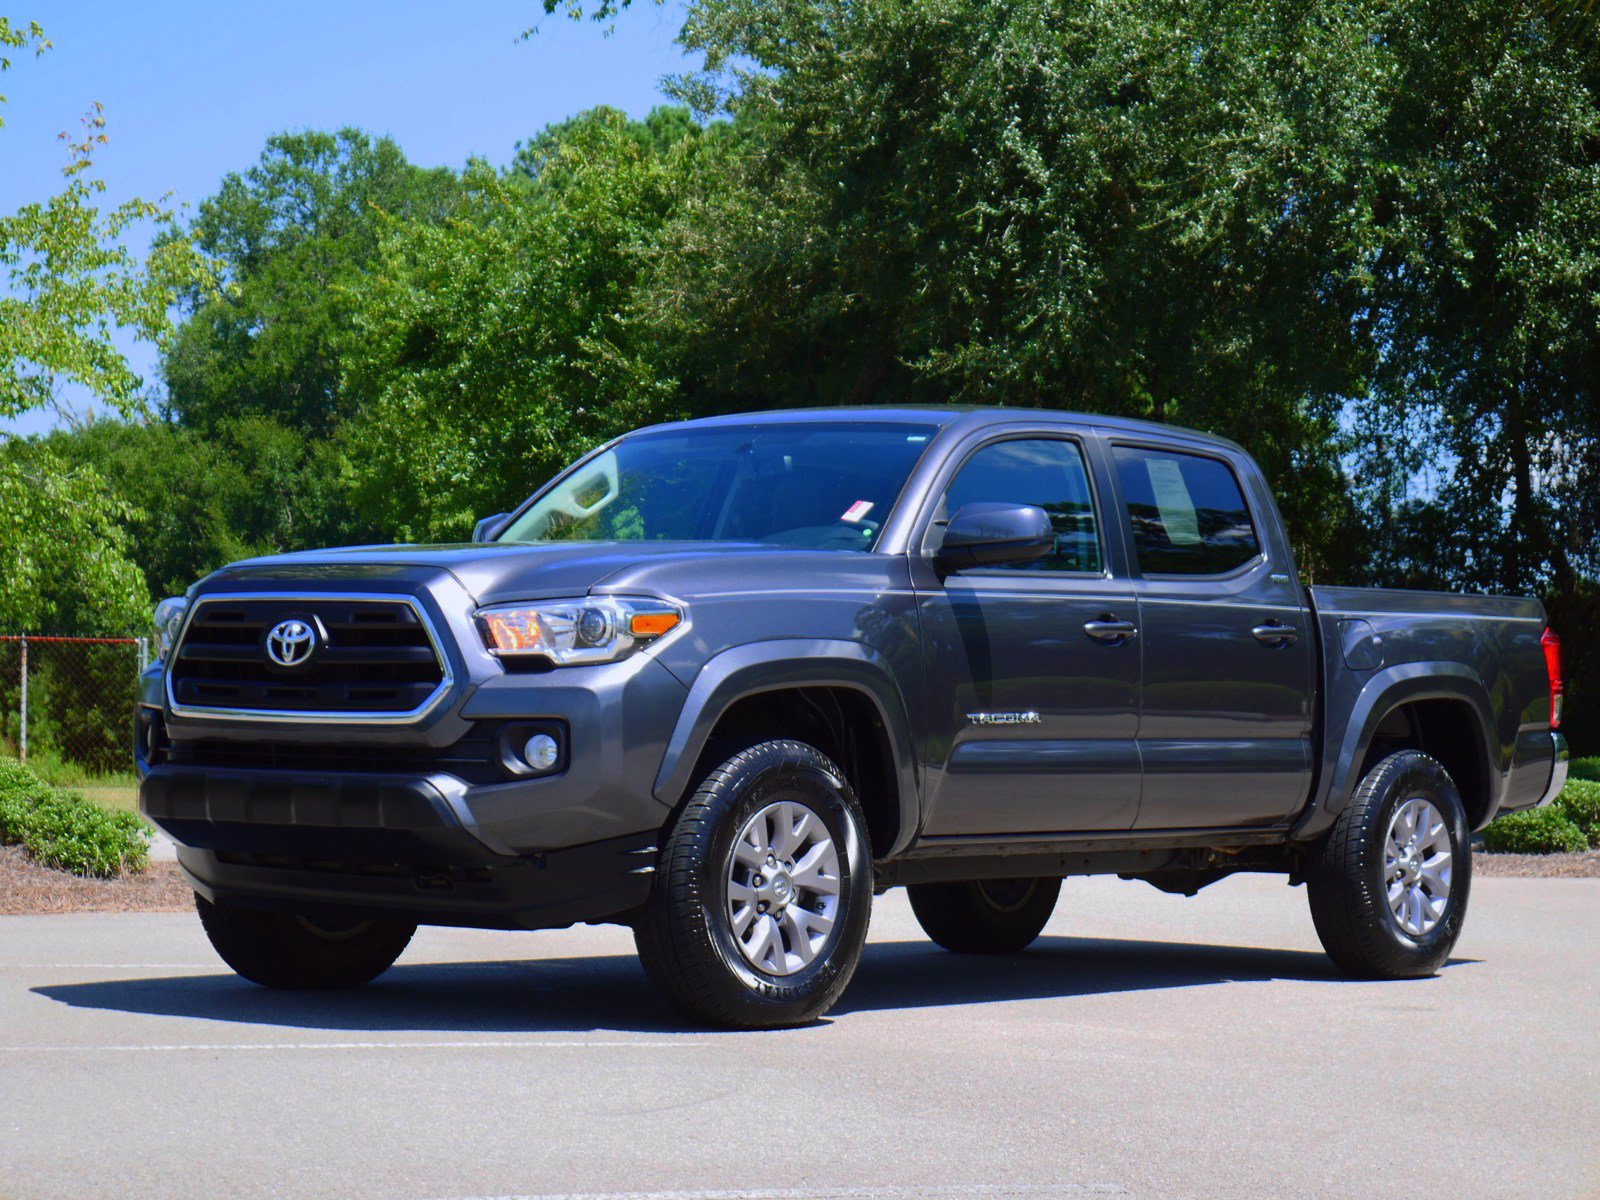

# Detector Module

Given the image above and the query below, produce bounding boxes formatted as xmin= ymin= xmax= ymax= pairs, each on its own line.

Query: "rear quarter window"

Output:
xmin=1113 ymin=446 xmax=1260 ymax=576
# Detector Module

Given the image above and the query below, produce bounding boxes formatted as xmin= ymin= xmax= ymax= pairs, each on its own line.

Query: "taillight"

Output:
xmin=1542 ymin=627 xmax=1564 ymax=730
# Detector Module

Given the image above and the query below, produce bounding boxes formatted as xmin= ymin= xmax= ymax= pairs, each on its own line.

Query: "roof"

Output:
xmin=631 ymin=405 xmax=1244 ymax=454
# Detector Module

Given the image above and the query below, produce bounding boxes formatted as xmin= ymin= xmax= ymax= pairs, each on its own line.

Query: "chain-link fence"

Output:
xmin=0 ymin=636 xmax=147 ymax=788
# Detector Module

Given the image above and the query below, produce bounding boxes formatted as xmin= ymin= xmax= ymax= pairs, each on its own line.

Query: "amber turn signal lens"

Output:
xmin=629 ymin=612 xmax=680 ymax=638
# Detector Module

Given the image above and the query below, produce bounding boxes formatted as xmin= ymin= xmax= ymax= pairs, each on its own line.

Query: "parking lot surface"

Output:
xmin=1 ymin=874 xmax=1596 ymax=1200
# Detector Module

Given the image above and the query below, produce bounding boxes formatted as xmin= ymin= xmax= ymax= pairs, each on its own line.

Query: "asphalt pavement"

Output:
xmin=1 ymin=874 xmax=1595 ymax=1200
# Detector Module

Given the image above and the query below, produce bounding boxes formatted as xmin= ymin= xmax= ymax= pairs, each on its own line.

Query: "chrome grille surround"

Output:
xmin=165 ymin=592 xmax=455 ymax=724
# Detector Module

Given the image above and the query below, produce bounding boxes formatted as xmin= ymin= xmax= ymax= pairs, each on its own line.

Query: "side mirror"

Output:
xmin=472 ymin=513 xmax=510 ymax=543
xmin=934 ymin=502 xmax=1054 ymax=572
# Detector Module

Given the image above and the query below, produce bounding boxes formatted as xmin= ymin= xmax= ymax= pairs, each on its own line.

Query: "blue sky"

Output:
xmin=2 ymin=0 xmax=695 ymax=433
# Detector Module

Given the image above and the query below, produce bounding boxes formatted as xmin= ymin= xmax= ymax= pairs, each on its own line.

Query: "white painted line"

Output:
xmin=1 ymin=964 xmax=217 ymax=970
xmin=461 ymin=1189 xmax=1128 ymax=1200
xmin=4 ymin=1040 xmax=707 ymax=1053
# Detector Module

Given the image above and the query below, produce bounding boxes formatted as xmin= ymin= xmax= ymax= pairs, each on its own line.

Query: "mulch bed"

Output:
xmin=0 ymin=844 xmax=192 ymax=915
xmin=1475 ymin=848 xmax=1600 ymax=878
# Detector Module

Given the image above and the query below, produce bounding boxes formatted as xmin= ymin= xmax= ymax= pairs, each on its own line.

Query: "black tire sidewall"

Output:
xmin=197 ymin=894 xmax=415 ymax=990
xmin=1363 ymin=758 xmax=1471 ymax=966
xmin=909 ymin=875 xmax=1061 ymax=954
xmin=661 ymin=741 xmax=873 ymax=1025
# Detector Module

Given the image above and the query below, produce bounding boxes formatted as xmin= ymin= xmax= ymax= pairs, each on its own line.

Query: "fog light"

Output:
xmin=523 ymin=733 xmax=560 ymax=771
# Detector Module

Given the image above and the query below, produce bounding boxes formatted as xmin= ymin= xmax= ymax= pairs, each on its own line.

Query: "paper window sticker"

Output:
xmin=841 ymin=500 xmax=875 ymax=523
xmin=1144 ymin=459 xmax=1202 ymax=546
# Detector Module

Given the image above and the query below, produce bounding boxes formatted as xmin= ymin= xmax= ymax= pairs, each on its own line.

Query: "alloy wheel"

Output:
xmin=725 ymin=799 xmax=842 ymax=976
xmin=1383 ymin=796 xmax=1453 ymax=937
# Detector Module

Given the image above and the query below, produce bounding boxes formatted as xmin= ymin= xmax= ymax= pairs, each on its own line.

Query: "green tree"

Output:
xmin=162 ymin=129 xmax=462 ymax=434
xmin=38 ymin=414 xmax=370 ymax=600
xmin=0 ymin=18 xmax=211 ymax=633
xmin=1345 ymin=0 xmax=1600 ymax=751
xmin=630 ymin=0 xmax=1389 ymax=577
xmin=1353 ymin=0 xmax=1600 ymax=591
xmin=340 ymin=107 xmax=701 ymax=540
xmin=0 ymin=442 xmax=148 ymax=635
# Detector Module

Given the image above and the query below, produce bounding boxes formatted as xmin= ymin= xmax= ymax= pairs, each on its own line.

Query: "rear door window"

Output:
xmin=1112 ymin=446 xmax=1260 ymax=576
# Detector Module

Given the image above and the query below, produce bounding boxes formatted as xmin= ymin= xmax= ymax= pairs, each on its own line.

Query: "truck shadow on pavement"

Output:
xmin=32 ymin=936 xmax=1473 ymax=1035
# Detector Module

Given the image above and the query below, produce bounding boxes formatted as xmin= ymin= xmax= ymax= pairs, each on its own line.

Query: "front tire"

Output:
xmin=909 ymin=877 xmax=1061 ymax=953
xmin=196 ymin=895 xmax=416 ymax=990
xmin=633 ymin=739 xmax=873 ymax=1029
xmin=1307 ymin=751 xmax=1471 ymax=979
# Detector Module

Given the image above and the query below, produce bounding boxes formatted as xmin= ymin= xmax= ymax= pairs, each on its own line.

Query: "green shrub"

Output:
xmin=0 ymin=757 xmax=150 ymax=877
xmin=1554 ymin=778 xmax=1600 ymax=848
xmin=1568 ymin=757 xmax=1600 ymax=784
xmin=1483 ymin=805 xmax=1589 ymax=854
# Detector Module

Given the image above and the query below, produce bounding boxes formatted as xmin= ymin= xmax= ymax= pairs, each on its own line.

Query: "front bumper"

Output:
xmin=143 ymin=764 xmax=657 ymax=930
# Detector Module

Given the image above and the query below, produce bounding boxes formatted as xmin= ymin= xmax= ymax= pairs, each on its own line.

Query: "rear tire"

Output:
xmin=1307 ymin=751 xmax=1471 ymax=979
xmin=634 ymin=739 xmax=873 ymax=1029
xmin=909 ymin=876 xmax=1061 ymax=954
xmin=196 ymin=894 xmax=416 ymax=990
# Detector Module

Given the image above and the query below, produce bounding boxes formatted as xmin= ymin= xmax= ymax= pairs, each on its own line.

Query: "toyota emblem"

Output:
xmin=265 ymin=618 xmax=317 ymax=668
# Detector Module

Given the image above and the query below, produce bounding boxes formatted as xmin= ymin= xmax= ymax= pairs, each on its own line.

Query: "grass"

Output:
xmin=13 ymin=745 xmax=138 ymax=791
xmin=73 ymin=785 xmax=139 ymax=813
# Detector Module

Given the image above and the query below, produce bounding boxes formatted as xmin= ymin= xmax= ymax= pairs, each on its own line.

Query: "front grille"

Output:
xmin=169 ymin=595 xmax=447 ymax=717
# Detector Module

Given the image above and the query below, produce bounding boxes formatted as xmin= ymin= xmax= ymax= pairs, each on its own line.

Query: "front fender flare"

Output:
xmin=1293 ymin=661 xmax=1499 ymax=842
xmin=652 ymin=639 xmax=921 ymax=857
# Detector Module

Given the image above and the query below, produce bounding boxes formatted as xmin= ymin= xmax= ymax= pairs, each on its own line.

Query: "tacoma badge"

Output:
xmin=965 ymin=711 xmax=1041 ymax=726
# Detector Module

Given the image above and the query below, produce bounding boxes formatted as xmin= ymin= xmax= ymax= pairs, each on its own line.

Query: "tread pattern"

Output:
xmin=633 ymin=739 xmax=872 ymax=1029
xmin=1307 ymin=750 xmax=1471 ymax=979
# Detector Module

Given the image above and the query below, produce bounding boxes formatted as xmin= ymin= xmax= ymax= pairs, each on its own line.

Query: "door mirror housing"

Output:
xmin=934 ymin=502 xmax=1054 ymax=572
xmin=472 ymin=513 xmax=510 ymax=543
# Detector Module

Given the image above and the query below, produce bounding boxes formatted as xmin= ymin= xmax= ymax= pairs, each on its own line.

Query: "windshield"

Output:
xmin=496 ymin=421 xmax=940 ymax=551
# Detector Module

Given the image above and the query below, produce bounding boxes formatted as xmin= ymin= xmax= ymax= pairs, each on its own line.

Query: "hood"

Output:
xmin=206 ymin=540 xmax=809 ymax=605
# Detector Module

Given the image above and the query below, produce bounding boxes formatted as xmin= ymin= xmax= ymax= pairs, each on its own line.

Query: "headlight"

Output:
xmin=152 ymin=596 xmax=188 ymax=664
xmin=475 ymin=597 xmax=683 ymax=666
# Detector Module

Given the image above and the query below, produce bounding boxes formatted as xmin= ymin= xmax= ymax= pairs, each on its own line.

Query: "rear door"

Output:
xmin=911 ymin=429 xmax=1142 ymax=836
xmin=1102 ymin=439 xmax=1314 ymax=828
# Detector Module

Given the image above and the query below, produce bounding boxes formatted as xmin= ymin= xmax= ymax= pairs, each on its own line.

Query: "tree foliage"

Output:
xmin=339 ymin=107 xmax=704 ymax=541
xmin=35 ymin=416 xmax=360 ymax=600
xmin=0 ymin=18 xmax=211 ymax=634
xmin=0 ymin=442 xmax=148 ymax=635
xmin=162 ymin=129 xmax=462 ymax=434
xmin=651 ymin=0 xmax=1400 ymax=576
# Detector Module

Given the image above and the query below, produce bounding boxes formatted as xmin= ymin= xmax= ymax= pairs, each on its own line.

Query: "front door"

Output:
xmin=1105 ymin=441 xmax=1314 ymax=829
xmin=913 ymin=434 xmax=1142 ymax=836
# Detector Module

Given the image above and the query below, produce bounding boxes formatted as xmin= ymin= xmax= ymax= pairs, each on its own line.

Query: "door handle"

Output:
xmin=1084 ymin=618 xmax=1138 ymax=645
xmin=1252 ymin=622 xmax=1298 ymax=646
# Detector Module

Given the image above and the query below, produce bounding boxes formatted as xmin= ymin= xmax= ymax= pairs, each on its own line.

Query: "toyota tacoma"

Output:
xmin=137 ymin=408 xmax=1570 ymax=1027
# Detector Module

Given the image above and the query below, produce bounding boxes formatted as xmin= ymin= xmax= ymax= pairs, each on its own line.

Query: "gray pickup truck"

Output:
xmin=137 ymin=408 xmax=1569 ymax=1027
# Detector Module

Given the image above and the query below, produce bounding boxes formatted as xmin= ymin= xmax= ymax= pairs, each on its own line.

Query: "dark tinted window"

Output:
xmin=941 ymin=438 xmax=1103 ymax=573
xmin=497 ymin=422 xmax=938 ymax=552
xmin=1113 ymin=446 xmax=1259 ymax=575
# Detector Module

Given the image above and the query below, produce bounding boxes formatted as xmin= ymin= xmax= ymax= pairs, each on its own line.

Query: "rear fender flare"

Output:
xmin=653 ymin=639 xmax=921 ymax=857
xmin=1294 ymin=661 xmax=1499 ymax=841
